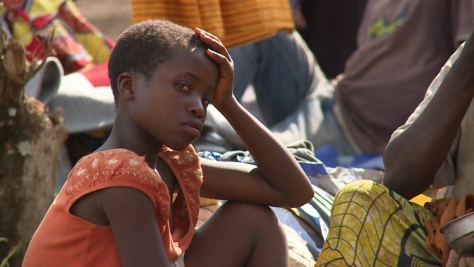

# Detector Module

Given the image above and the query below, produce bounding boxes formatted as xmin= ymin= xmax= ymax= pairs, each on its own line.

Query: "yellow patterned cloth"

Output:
xmin=131 ymin=0 xmax=295 ymax=48
xmin=315 ymin=180 xmax=442 ymax=267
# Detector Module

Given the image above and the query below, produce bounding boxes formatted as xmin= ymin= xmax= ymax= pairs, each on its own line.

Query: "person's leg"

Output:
xmin=253 ymin=30 xmax=332 ymax=126
xmin=184 ymin=201 xmax=289 ymax=267
xmin=229 ymin=44 xmax=259 ymax=102
xmin=229 ymin=30 xmax=333 ymax=127
xmin=225 ymin=31 xmax=356 ymax=156
xmin=226 ymin=31 xmax=345 ymax=151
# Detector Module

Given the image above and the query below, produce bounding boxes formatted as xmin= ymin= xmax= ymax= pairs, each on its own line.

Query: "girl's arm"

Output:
xmin=195 ymin=28 xmax=313 ymax=208
xmin=383 ymin=32 xmax=474 ymax=200
xmin=100 ymin=187 xmax=169 ymax=267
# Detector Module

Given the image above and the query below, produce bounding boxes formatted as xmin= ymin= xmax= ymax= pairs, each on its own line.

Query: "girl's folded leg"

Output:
xmin=184 ymin=201 xmax=288 ymax=267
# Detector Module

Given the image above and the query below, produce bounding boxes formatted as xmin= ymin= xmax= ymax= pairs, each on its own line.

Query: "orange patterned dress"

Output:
xmin=23 ymin=145 xmax=202 ymax=266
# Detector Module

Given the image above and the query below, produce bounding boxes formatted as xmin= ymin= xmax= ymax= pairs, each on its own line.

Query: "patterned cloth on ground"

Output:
xmin=281 ymin=223 xmax=316 ymax=267
xmin=316 ymin=180 xmax=442 ymax=267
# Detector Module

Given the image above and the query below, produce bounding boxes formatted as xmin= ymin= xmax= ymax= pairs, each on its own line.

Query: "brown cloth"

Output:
xmin=424 ymin=194 xmax=474 ymax=266
xmin=131 ymin=0 xmax=295 ymax=49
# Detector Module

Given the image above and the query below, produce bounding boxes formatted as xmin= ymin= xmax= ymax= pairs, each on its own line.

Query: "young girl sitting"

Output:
xmin=22 ymin=20 xmax=314 ymax=267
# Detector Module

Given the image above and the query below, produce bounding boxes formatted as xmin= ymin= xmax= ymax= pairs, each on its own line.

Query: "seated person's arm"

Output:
xmin=383 ymin=32 xmax=474 ymax=200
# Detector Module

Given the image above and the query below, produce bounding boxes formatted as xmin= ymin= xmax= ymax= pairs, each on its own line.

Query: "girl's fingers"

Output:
xmin=194 ymin=28 xmax=234 ymax=104
xmin=195 ymin=28 xmax=221 ymax=43
xmin=206 ymin=49 xmax=233 ymax=74
xmin=195 ymin=28 xmax=232 ymax=62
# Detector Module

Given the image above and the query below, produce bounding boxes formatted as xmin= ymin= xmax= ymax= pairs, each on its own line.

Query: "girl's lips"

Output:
xmin=183 ymin=120 xmax=203 ymax=137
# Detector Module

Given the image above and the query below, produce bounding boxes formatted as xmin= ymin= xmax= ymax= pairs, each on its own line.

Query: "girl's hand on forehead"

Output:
xmin=194 ymin=28 xmax=235 ymax=109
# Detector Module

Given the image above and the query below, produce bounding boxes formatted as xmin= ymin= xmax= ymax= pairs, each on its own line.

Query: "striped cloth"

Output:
xmin=131 ymin=0 xmax=295 ymax=48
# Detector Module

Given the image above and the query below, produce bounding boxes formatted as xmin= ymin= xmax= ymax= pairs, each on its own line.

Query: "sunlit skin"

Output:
xmin=69 ymin=27 xmax=314 ymax=267
xmin=384 ymin=32 xmax=474 ymax=200
xmin=110 ymin=46 xmax=219 ymax=162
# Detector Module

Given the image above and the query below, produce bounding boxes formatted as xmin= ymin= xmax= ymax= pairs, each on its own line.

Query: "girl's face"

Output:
xmin=130 ymin=47 xmax=219 ymax=151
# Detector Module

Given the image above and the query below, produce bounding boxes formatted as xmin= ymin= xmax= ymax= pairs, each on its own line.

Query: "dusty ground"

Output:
xmin=75 ymin=0 xmax=132 ymax=40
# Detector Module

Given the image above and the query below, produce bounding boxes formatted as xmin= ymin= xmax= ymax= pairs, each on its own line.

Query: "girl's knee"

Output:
xmin=222 ymin=201 xmax=276 ymax=218
xmin=218 ymin=201 xmax=280 ymax=230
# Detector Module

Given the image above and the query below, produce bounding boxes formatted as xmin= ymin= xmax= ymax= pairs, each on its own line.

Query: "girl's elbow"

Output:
xmin=288 ymin=187 xmax=314 ymax=207
xmin=301 ymin=187 xmax=315 ymax=205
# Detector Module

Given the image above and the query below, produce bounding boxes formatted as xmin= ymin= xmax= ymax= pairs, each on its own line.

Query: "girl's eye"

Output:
xmin=176 ymin=83 xmax=190 ymax=92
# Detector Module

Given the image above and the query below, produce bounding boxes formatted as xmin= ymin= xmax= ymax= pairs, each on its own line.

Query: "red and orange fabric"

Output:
xmin=2 ymin=0 xmax=114 ymax=74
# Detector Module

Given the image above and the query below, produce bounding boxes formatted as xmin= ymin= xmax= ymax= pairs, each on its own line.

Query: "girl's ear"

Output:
xmin=118 ymin=72 xmax=135 ymax=100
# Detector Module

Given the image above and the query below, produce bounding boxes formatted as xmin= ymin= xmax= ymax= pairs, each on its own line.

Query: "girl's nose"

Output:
xmin=189 ymin=100 xmax=206 ymax=118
